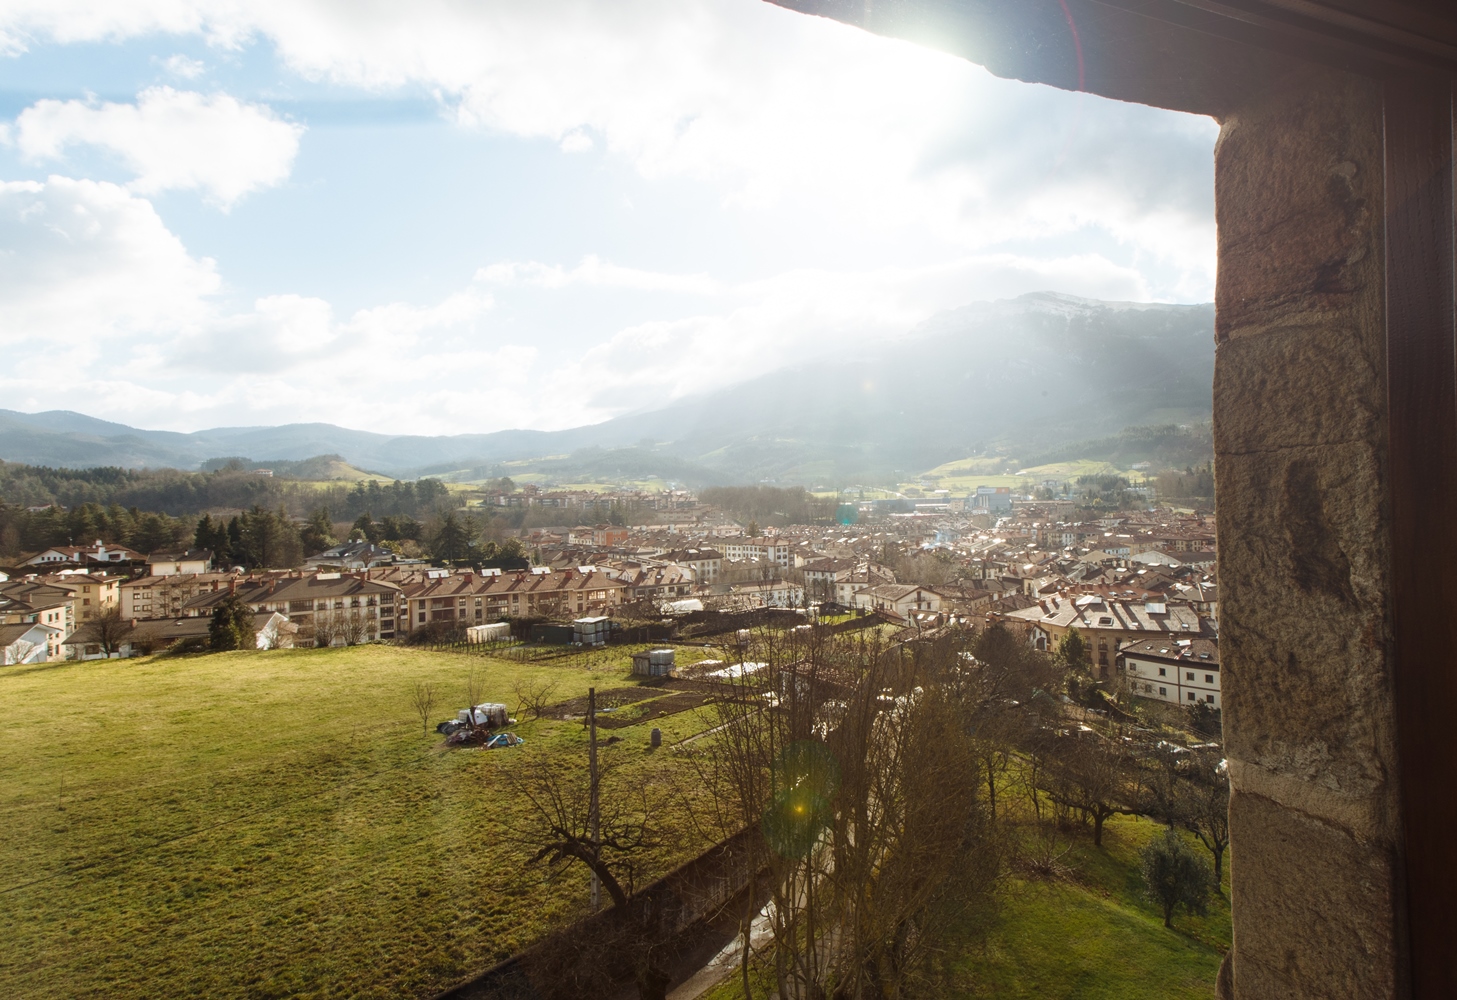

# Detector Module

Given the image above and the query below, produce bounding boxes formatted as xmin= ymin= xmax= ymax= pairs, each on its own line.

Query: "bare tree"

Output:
xmin=1041 ymin=731 xmax=1139 ymax=847
xmin=94 ymin=606 xmax=131 ymax=657
xmin=311 ymin=612 xmax=339 ymax=648
xmin=410 ymin=681 xmax=437 ymax=736
xmin=512 ymin=677 xmax=561 ymax=721
xmin=1134 ymin=742 xmax=1189 ymax=830
xmin=1180 ymin=750 xmax=1231 ymax=883
xmin=681 ymin=626 xmax=1001 ymax=999
xmin=676 ymin=643 xmax=774 ymax=1000
xmin=504 ymin=755 xmax=667 ymax=999
xmin=338 ymin=608 xmax=370 ymax=646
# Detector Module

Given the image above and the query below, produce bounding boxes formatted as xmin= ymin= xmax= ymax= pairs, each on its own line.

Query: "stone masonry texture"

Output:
xmin=1214 ymin=67 xmax=1404 ymax=998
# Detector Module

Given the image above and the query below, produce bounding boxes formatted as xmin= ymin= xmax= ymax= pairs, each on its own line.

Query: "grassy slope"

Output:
xmin=0 ymin=646 xmax=717 ymax=1000
xmin=702 ymin=815 xmax=1228 ymax=1000
xmin=914 ymin=456 xmax=1154 ymax=491
xmin=962 ymin=816 xmax=1228 ymax=999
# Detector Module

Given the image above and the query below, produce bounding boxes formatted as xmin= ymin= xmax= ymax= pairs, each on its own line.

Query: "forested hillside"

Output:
xmin=0 ymin=460 xmax=459 ymax=564
xmin=0 ymin=460 xmax=450 ymax=518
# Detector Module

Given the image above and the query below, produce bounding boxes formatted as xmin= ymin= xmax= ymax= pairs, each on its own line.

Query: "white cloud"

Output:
xmin=0 ymin=175 xmax=218 ymax=350
xmin=0 ymin=0 xmax=1216 ymax=292
xmin=161 ymin=53 xmax=205 ymax=78
xmin=14 ymin=87 xmax=303 ymax=206
xmin=563 ymin=251 xmax=1151 ymax=408
xmin=0 ymin=177 xmax=1153 ymax=436
xmin=559 ymin=129 xmax=593 ymax=153
xmin=0 ymin=0 xmax=1219 ymax=437
xmin=476 ymin=255 xmax=720 ymax=295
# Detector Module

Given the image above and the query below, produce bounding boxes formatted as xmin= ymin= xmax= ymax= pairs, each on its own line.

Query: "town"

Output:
xmin=2 ymin=477 xmax=1218 ymax=715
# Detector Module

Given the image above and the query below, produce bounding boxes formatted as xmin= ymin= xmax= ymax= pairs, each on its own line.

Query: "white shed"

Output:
xmin=631 ymin=648 xmax=676 ymax=677
xmin=573 ymin=616 xmax=610 ymax=646
xmin=466 ymin=622 xmax=512 ymax=643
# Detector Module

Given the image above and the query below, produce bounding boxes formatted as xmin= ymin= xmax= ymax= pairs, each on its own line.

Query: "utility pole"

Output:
xmin=588 ymin=686 xmax=600 ymax=912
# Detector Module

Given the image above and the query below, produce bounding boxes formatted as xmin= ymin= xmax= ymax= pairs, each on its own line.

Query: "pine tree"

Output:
xmin=302 ymin=507 xmax=337 ymax=555
xmin=430 ymin=510 xmax=474 ymax=563
xmin=351 ymin=512 xmax=380 ymax=544
xmin=209 ymin=594 xmax=256 ymax=651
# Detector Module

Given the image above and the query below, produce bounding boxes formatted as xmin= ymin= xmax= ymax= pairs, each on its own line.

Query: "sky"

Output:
xmin=0 ymin=0 xmax=1218 ymax=437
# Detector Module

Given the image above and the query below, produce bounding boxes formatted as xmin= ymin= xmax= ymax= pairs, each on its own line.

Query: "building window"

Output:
xmin=1188 ymin=692 xmax=1196 ymax=701
xmin=1157 ymin=667 xmax=1166 ymax=676
xmin=1205 ymin=695 xmax=1215 ymax=703
xmin=418 ymin=611 xmax=426 ymax=623
xmin=1159 ymin=687 xmax=1167 ymax=696
xmin=1206 ymin=674 xmax=1215 ymax=684
xmin=1186 ymin=671 xmax=1195 ymax=681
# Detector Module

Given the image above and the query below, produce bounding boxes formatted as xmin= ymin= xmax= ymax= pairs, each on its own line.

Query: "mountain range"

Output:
xmin=0 ymin=293 xmax=1214 ymax=485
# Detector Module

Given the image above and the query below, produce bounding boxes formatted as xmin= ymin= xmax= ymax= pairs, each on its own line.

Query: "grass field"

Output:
xmin=911 ymin=456 xmax=1153 ymax=493
xmin=0 ymin=646 xmax=720 ymax=1000
xmin=958 ymin=815 xmax=1229 ymax=998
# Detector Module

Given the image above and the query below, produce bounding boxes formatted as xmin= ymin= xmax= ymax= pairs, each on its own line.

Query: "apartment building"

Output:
xmin=1005 ymin=594 xmax=1212 ymax=679
xmin=722 ymin=538 xmax=791 ymax=568
xmin=1118 ymin=637 xmax=1221 ymax=709
xmin=184 ymin=573 xmax=404 ymax=643
xmin=399 ymin=568 xmax=627 ymax=632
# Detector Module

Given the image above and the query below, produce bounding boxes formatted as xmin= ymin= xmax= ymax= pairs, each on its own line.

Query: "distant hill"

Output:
xmin=0 ymin=293 xmax=1214 ymax=485
xmin=199 ymin=455 xmax=385 ymax=481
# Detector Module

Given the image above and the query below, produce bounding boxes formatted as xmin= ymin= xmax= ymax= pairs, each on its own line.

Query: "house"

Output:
xmin=146 ymin=549 xmax=214 ymax=576
xmin=305 ymin=541 xmax=395 ymax=570
xmin=63 ymin=611 xmax=297 ymax=659
xmin=43 ymin=574 xmax=121 ymax=624
xmin=604 ymin=561 xmax=697 ymax=602
xmin=24 ymin=540 xmax=143 ymax=566
xmin=0 ymin=621 xmax=63 ymax=664
xmin=853 ymin=584 xmax=943 ymax=618
xmin=1118 ymin=637 xmax=1221 ymax=709
xmin=727 ymin=580 xmax=805 ymax=609
xmin=801 ymin=557 xmax=859 ymax=603
xmin=0 ymin=581 xmax=76 ymax=651
xmin=661 ymin=547 xmax=723 ymax=583
xmin=833 ymin=564 xmax=897 ymax=606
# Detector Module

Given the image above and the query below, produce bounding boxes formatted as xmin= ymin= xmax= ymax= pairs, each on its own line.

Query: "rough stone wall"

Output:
xmin=1214 ymin=68 xmax=1405 ymax=999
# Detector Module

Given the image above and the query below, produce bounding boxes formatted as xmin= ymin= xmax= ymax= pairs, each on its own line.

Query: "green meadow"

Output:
xmin=0 ymin=645 xmax=717 ymax=1000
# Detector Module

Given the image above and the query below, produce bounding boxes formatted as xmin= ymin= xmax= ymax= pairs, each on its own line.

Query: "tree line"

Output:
xmin=189 ymin=506 xmax=528 ymax=569
xmin=699 ymin=485 xmax=838 ymax=528
xmin=0 ymin=458 xmax=452 ymax=520
xmin=0 ymin=502 xmax=194 ymax=560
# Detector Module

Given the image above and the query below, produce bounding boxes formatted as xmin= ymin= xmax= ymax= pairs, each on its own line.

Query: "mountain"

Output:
xmin=0 ymin=293 xmax=1214 ymax=484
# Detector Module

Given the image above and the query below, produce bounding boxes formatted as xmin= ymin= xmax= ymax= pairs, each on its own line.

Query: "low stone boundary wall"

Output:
xmin=433 ymin=827 xmax=763 ymax=1000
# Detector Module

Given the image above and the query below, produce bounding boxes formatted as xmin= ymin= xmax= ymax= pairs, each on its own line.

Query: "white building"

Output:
xmin=0 ymin=622 xmax=63 ymax=664
xmin=146 ymin=549 xmax=214 ymax=576
xmin=1119 ymin=637 xmax=1221 ymax=709
xmin=853 ymin=584 xmax=943 ymax=618
xmin=722 ymin=538 xmax=792 ymax=568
